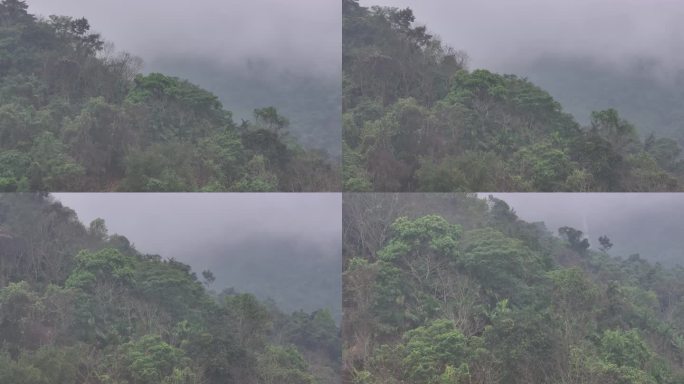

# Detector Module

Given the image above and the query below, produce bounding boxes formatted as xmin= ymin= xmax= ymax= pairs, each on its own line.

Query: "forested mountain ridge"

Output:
xmin=0 ymin=193 xmax=341 ymax=383
xmin=343 ymin=193 xmax=684 ymax=383
xmin=0 ymin=0 xmax=339 ymax=192
xmin=342 ymin=0 xmax=684 ymax=192
xmin=150 ymin=57 xmax=342 ymax=159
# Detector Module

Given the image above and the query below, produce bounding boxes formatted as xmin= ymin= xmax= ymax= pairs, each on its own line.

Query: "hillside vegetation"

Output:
xmin=0 ymin=193 xmax=340 ymax=383
xmin=150 ymin=58 xmax=342 ymax=159
xmin=0 ymin=0 xmax=339 ymax=192
xmin=343 ymin=193 xmax=684 ymax=383
xmin=342 ymin=0 xmax=684 ymax=192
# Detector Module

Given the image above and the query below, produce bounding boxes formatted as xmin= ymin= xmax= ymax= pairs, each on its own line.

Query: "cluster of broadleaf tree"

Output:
xmin=0 ymin=193 xmax=341 ymax=383
xmin=343 ymin=193 xmax=684 ymax=383
xmin=0 ymin=0 xmax=339 ymax=192
xmin=342 ymin=0 xmax=684 ymax=192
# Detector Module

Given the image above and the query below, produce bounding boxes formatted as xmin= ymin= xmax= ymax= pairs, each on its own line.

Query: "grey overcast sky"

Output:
xmin=488 ymin=193 xmax=684 ymax=265
xmin=360 ymin=0 xmax=684 ymax=75
xmin=52 ymin=193 xmax=341 ymax=261
xmin=26 ymin=0 xmax=341 ymax=76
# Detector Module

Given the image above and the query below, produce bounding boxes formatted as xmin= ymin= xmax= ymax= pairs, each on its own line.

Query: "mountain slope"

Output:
xmin=0 ymin=0 xmax=339 ymax=192
xmin=0 ymin=193 xmax=340 ymax=383
xmin=343 ymin=193 xmax=684 ymax=383
xmin=342 ymin=0 xmax=684 ymax=192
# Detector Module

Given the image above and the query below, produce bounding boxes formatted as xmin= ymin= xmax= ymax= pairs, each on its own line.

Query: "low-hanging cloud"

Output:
xmin=362 ymin=0 xmax=684 ymax=76
xmin=52 ymin=193 xmax=341 ymax=265
xmin=489 ymin=193 xmax=684 ymax=265
xmin=27 ymin=0 xmax=341 ymax=76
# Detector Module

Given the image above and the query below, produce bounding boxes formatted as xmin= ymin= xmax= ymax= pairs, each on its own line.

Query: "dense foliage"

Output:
xmin=342 ymin=0 xmax=684 ymax=191
xmin=0 ymin=0 xmax=339 ymax=192
xmin=0 ymin=193 xmax=340 ymax=383
xmin=343 ymin=193 xmax=684 ymax=383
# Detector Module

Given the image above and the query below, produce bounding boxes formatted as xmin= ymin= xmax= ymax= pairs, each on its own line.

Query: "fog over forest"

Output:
xmin=27 ymin=0 xmax=340 ymax=76
xmin=27 ymin=0 xmax=342 ymax=156
xmin=361 ymin=0 xmax=684 ymax=146
xmin=489 ymin=193 xmax=684 ymax=266
xmin=361 ymin=0 xmax=684 ymax=76
xmin=53 ymin=193 xmax=342 ymax=320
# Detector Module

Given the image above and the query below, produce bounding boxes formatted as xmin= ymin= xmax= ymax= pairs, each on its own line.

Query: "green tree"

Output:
xmin=590 ymin=109 xmax=641 ymax=154
xmin=0 ymin=282 xmax=40 ymax=355
xmin=402 ymin=319 xmax=469 ymax=383
xmin=460 ymin=227 xmax=541 ymax=297
xmin=223 ymin=293 xmax=271 ymax=350
xmin=257 ymin=345 xmax=315 ymax=384
xmin=511 ymin=142 xmax=572 ymax=191
xmin=88 ymin=218 xmax=108 ymax=241
xmin=558 ymin=226 xmax=590 ymax=254
xmin=254 ymin=106 xmax=289 ymax=134
xmin=599 ymin=329 xmax=652 ymax=370
xmin=28 ymin=132 xmax=84 ymax=191
xmin=65 ymin=248 xmax=134 ymax=292
xmin=119 ymin=335 xmax=190 ymax=384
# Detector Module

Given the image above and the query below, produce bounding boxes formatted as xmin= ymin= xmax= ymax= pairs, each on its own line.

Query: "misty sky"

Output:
xmin=26 ymin=0 xmax=341 ymax=76
xmin=488 ymin=193 xmax=684 ymax=265
xmin=53 ymin=193 xmax=340 ymax=260
xmin=360 ymin=0 xmax=684 ymax=75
